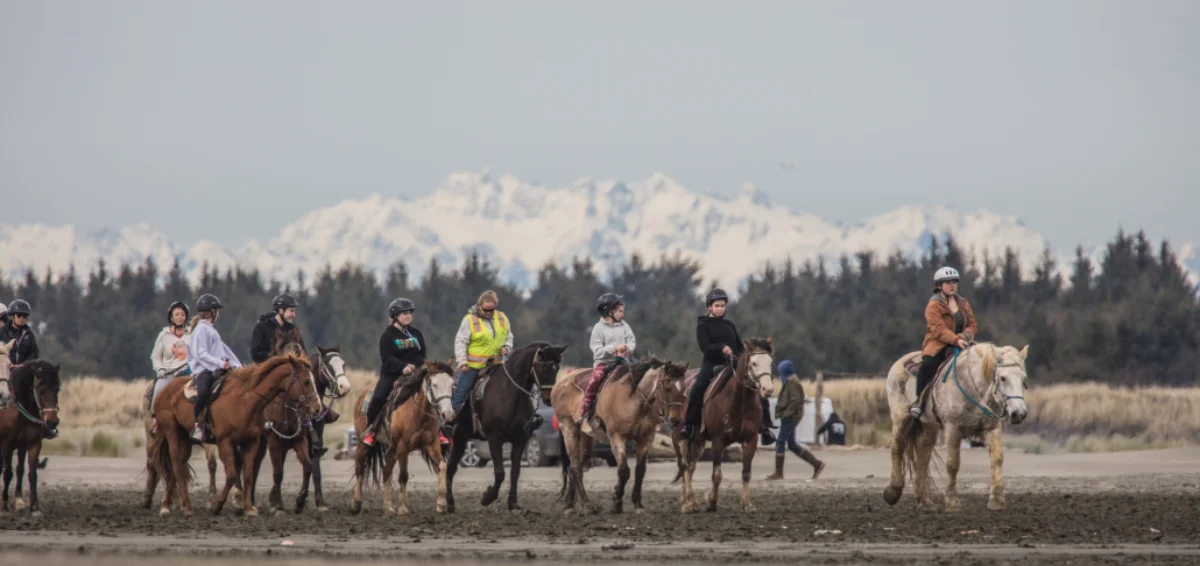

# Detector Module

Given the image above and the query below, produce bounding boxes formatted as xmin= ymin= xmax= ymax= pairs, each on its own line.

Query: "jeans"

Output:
xmin=775 ymin=417 xmax=804 ymax=455
xmin=451 ymin=367 xmax=481 ymax=414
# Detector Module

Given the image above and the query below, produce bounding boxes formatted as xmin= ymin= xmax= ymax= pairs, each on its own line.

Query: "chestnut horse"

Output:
xmin=673 ymin=338 xmax=775 ymax=513
xmin=0 ymin=360 xmax=61 ymax=517
xmin=141 ymin=376 xmax=218 ymax=509
xmin=150 ymin=354 xmax=321 ymax=517
xmin=352 ymin=359 xmax=456 ymax=515
xmin=552 ymin=357 xmax=689 ymax=515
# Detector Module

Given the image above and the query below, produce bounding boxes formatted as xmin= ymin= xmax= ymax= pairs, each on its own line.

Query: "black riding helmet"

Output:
xmin=273 ymin=292 xmax=299 ymax=311
xmin=388 ymin=298 xmax=415 ymax=319
xmin=596 ymin=293 xmax=623 ymax=317
xmin=196 ymin=293 xmax=224 ymax=312
xmin=167 ymin=301 xmax=190 ymax=325
xmin=704 ymin=288 xmax=728 ymax=306
xmin=7 ymin=299 xmax=31 ymax=316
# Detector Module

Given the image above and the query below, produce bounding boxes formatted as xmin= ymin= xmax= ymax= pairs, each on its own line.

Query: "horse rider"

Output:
xmin=149 ymin=301 xmax=193 ymax=435
xmin=250 ymin=293 xmax=306 ymax=364
xmin=188 ymin=293 xmax=242 ymax=442
xmin=910 ymin=266 xmax=978 ymax=419
xmin=447 ymin=290 xmax=515 ymax=432
xmin=0 ymin=299 xmax=40 ymax=367
xmin=765 ymin=360 xmax=825 ymax=481
xmin=361 ymin=298 xmax=429 ymax=448
xmin=580 ymin=292 xmax=636 ymax=433
xmin=681 ymin=289 xmax=776 ymax=445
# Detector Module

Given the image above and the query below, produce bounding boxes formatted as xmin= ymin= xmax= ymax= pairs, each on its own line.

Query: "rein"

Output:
xmin=255 ymin=365 xmax=319 ymax=440
xmin=942 ymin=346 xmax=1025 ymax=419
xmin=11 ymin=369 xmax=56 ymax=427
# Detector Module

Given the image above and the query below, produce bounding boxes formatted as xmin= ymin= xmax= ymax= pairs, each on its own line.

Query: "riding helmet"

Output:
xmin=196 ymin=293 xmax=224 ymax=312
xmin=934 ymin=266 xmax=960 ymax=284
xmin=167 ymin=301 xmax=190 ymax=324
xmin=7 ymin=299 xmax=31 ymax=316
xmin=704 ymin=288 xmax=728 ymax=306
xmin=388 ymin=298 xmax=416 ymax=319
xmin=273 ymin=292 xmax=299 ymax=311
xmin=596 ymin=293 xmax=623 ymax=317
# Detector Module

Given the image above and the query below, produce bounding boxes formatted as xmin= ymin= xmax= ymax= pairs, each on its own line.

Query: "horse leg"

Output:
xmin=382 ymin=442 xmax=401 ymax=515
xmin=14 ymin=447 xmax=25 ymax=512
xmin=680 ymin=439 xmax=701 ymax=514
xmin=913 ymin=428 xmax=938 ymax=512
xmin=883 ymin=413 xmax=906 ymax=505
xmin=268 ymin=440 xmax=286 ymax=515
xmin=351 ymin=444 xmax=367 ymax=515
xmin=507 ymin=435 xmax=527 ymax=512
xmin=986 ymin=426 xmax=1006 ymax=510
xmin=240 ymin=438 xmax=262 ymax=517
xmin=423 ymin=441 xmax=449 ymax=514
xmin=206 ymin=444 xmax=219 ymax=498
xmin=394 ymin=443 xmax=411 ymax=515
xmin=312 ymin=448 xmax=328 ymax=512
xmin=444 ymin=422 xmax=469 ymax=514
xmin=610 ymin=433 xmax=630 ymax=514
xmin=480 ymin=436 xmax=505 ymax=508
xmin=740 ymin=436 xmax=757 ymax=513
xmin=944 ymin=427 xmax=963 ymax=512
xmin=294 ymin=438 xmax=312 ymax=513
xmin=1 ymin=445 xmax=13 ymax=516
xmin=211 ymin=440 xmax=239 ymax=515
xmin=631 ymin=435 xmax=653 ymax=514
xmin=25 ymin=443 xmax=42 ymax=516
xmin=170 ymin=434 xmax=195 ymax=516
xmin=142 ymin=432 xmax=159 ymax=509
xmin=559 ymin=423 xmax=581 ymax=513
xmin=706 ymin=439 xmax=725 ymax=512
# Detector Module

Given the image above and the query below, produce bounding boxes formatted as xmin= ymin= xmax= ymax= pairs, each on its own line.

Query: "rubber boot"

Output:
xmin=797 ymin=447 xmax=825 ymax=480
xmin=765 ymin=454 xmax=785 ymax=481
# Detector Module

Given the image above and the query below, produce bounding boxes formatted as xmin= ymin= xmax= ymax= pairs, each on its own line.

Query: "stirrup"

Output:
xmin=909 ymin=403 xmax=924 ymax=419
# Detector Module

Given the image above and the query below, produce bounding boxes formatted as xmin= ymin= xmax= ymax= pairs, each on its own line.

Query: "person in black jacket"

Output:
xmin=682 ymin=289 xmax=776 ymax=445
xmin=362 ymin=298 xmax=428 ymax=447
xmin=0 ymin=300 xmax=39 ymax=366
xmin=249 ymin=293 xmax=306 ymax=363
xmin=816 ymin=411 xmax=847 ymax=446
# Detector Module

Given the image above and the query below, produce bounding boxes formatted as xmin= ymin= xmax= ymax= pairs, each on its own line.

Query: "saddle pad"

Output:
xmin=473 ymin=372 xmax=491 ymax=402
xmin=901 ymin=353 xmax=953 ymax=379
xmin=359 ymin=379 xmax=409 ymax=416
xmin=569 ymin=367 xmax=594 ymax=390
xmin=182 ymin=372 xmax=228 ymax=404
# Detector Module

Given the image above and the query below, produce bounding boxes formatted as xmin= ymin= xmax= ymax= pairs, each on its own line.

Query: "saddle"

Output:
xmin=182 ymin=369 xmax=230 ymax=404
xmin=570 ymin=362 xmax=623 ymax=392
xmin=681 ymin=365 xmax=733 ymax=405
xmin=901 ymin=353 xmax=954 ymax=379
xmin=360 ymin=376 xmax=414 ymax=418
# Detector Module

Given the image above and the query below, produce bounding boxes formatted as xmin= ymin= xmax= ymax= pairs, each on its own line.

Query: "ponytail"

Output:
xmin=189 ymin=310 xmax=216 ymax=332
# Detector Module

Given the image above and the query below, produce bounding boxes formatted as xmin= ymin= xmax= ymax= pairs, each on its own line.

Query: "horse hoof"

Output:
xmin=436 ymin=504 xmax=447 ymax=514
xmin=611 ymin=503 xmax=623 ymax=514
xmin=508 ymin=504 xmax=524 ymax=513
xmin=159 ymin=508 xmax=170 ymax=517
xmin=480 ymin=492 xmax=497 ymax=507
xmin=318 ymin=506 xmax=331 ymax=513
xmin=384 ymin=507 xmax=396 ymax=516
xmin=14 ymin=499 xmax=26 ymax=512
xmin=182 ymin=508 xmax=194 ymax=517
xmin=987 ymin=498 xmax=1005 ymax=511
xmin=945 ymin=499 xmax=962 ymax=513
xmin=397 ymin=506 xmax=410 ymax=516
xmin=274 ymin=508 xmax=286 ymax=517
xmin=681 ymin=502 xmax=698 ymax=514
xmin=742 ymin=503 xmax=756 ymax=513
xmin=563 ymin=507 xmax=576 ymax=516
xmin=634 ymin=507 xmax=647 ymax=515
xmin=882 ymin=485 xmax=902 ymax=506
xmin=30 ymin=510 xmax=43 ymax=519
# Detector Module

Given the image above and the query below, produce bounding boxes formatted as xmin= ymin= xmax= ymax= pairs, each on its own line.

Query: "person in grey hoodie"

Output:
xmin=580 ymin=293 xmax=636 ymax=432
xmin=148 ymin=301 xmax=193 ymax=435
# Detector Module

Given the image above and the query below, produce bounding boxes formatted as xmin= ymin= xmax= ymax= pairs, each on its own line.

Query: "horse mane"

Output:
xmin=423 ymin=359 xmax=455 ymax=376
xmin=13 ymin=360 xmax=60 ymax=390
xmin=744 ymin=337 xmax=774 ymax=354
xmin=627 ymin=356 xmax=666 ymax=390
xmin=239 ymin=354 xmax=309 ymax=389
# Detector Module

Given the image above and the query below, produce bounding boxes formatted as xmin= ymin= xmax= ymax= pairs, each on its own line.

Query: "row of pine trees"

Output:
xmin=2 ymin=228 xmax=1196 ymax=386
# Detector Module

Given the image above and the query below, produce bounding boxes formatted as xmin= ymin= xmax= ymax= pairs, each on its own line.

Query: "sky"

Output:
xmin=2 ymin=1 xmax=1197 ymax=250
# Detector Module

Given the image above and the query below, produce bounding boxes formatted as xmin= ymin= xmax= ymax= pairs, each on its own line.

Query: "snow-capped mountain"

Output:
xmin=1 ymin=171 xmax=1196 ymax=295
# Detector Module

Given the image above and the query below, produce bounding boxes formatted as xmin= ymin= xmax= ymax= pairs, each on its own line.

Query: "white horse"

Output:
xmin=883 ymin=342 xmax=1030 ymax=512
xmin=0 ymin=340 xmax=14 ymax=410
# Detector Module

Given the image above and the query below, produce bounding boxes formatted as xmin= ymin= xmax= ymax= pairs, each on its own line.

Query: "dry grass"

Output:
xmin=43 ymin=369 xmax=1200 ymax=457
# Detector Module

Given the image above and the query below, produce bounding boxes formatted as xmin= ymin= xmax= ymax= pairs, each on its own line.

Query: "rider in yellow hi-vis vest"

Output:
xmin=449 ymin=290 xmax=514 ymax=429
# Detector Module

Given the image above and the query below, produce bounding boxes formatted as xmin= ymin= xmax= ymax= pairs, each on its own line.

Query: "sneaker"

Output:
xmin=362 ymin=431 xmax=376 ymax=447
xmin=438 ymin=432 xmax=450 ymax=446
xmin=149 ymin=422 xmax=158 ymax=436
xmin=191 ymin=425 xmax=205 ymax=442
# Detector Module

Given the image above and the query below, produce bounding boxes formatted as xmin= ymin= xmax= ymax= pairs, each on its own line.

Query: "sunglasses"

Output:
xmin=479 ymin=307 xmax=495 ymax=313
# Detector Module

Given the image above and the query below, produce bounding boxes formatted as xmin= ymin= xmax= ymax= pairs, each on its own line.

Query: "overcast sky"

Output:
xmin=2 ymin=1 xmax=1197 ymax=250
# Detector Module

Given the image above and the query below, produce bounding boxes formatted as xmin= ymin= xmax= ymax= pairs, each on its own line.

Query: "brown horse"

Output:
xmin=551 ymin=357 xmax=689 ymax=515
xmin=141 ymin=377 xmax=219 ymax=509
xmin=150 ymin=354 xmax=321 ymax=517
xmin=673 ymin=338 xmax=774 ymax=513
xmin=0 ymin=360 xmax=61 ymax=517
xmin=352 ymin=359 xmax=456 ymax=515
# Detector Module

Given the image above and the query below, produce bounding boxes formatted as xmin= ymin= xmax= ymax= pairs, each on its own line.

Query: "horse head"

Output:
xmin=265 ymin=354 xmax=322 ymax=423
xmin=0 ymin=339 xmax=13 ymax=409
xmin=982 ymin=344 xmax=1030 ymax=425
xmin=657 ymin=360 xmax=690 ymax=427
xmin=740 ymin=337 xmax=775 ymax=398
xmin=529 ymin=343 xmax=569 ymax=389
xmin=315 ymin=345 xmax=351 ymax=399
xmin=423 ymin=358 xmax=456 ymax=423
xmin=15 ymin=361 xmax=61 ymax=432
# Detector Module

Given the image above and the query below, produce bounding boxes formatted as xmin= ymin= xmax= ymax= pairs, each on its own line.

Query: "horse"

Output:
xmin=444 ymin=341 xmax=568 ymax=513
xmin=0 ymin=340 xmax=13 ymax=410
xmin=141 ymin=376 xmax=219 ymax=509
xmin=0 ymin=360 xmax=61 ymax=517
xmin=351 ymin=359 xmax=456 ymax=515
xmin=149 ymin=354 xmax=321 ymax=517
xmin=551 ymin=356 xmax=689 ymax=515
xmin=673 ymin=338 xmax=775 ymax=514
xmin=882 ymin=343 xmax=1030 ymax=512
xmin=250 ymin=345 xmax=352 ymax=515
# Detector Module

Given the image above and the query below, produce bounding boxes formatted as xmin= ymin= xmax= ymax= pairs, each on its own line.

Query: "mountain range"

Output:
xmin=2 ymin=171 xmax=1195 ymax=296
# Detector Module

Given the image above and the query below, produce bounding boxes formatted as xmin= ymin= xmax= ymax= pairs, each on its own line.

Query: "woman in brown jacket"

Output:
xmin=910 ymin=266 xmax=978 ymax=419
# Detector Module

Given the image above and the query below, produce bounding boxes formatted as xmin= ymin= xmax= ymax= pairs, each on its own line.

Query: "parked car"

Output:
xmin=462 ymin=404 xmax=620 ymax=468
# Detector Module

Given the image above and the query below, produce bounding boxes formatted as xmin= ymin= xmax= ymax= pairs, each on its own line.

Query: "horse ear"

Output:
xmin=682 ymin=362 xmax=690 ymax=372
xmin=425 ymin=360 xmax=435 ymax=369
xmin=743 ymin=339 xmax=753 ymax=352
xmin=446 ymin=357 xmax=455 ymax=368
xmin=767 ymin=337 xmax=773 ymax=345
xmin=1019 ymin=345 xmax=1029 ymax=359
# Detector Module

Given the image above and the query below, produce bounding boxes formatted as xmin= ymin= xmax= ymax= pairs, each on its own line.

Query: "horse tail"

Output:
xmin=150 ymin=427 xmax=190 ymax=492
xmin=419 ymin=444 xmax=439 ymax=476
xmin=556 ymin=433 xmax=570 ymax=501
xmin=360 ymin=440 xmax=386 ymax=489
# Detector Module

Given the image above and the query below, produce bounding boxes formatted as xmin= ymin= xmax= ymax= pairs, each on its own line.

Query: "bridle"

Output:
xmin=730 ymin=351 xmax=773 ymax=392
xmin=262 ymin=363 xmax=321 ymax=440
xmin=317 ymin=351 xmax=348 ymax=401
xmin=12 ymin=365 xmax=58 ymax=428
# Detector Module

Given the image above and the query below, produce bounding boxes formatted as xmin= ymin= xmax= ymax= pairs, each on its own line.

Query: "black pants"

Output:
xmin=365 ymin=373 xmax=421 ymax=430
xmin=193 ymin=370 xmax=214 ymax=422
xmin=915 ymin=347 xmax=950 ymax=408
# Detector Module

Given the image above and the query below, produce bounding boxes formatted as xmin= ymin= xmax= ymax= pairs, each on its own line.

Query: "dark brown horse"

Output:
xmin=250 ymin=345 xmax=351 ymax=515
xmin=445 ymin=341 xmax=567 ymax=513
xmin=150 ymin=354 xmax=321 ymax=517
xmin=352 ymin=359 xmax=456 ymax=515
xmin=673 ymin=338 xmax=775 ymax=513
xmin=0 ymin=360 xmax=61 ymax=517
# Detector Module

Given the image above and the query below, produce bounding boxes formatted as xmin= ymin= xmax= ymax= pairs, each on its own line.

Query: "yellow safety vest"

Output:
xmin=465 ymin=310 xmax=509 ymax=369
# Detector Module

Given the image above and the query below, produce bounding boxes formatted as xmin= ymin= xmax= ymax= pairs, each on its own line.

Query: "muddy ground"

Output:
xmin=1 ymin=447 xmax=1199 ymax=565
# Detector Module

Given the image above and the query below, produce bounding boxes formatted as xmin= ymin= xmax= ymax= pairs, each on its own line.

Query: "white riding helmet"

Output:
xmin=934 ymin=266 xmax=960 ymax=284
